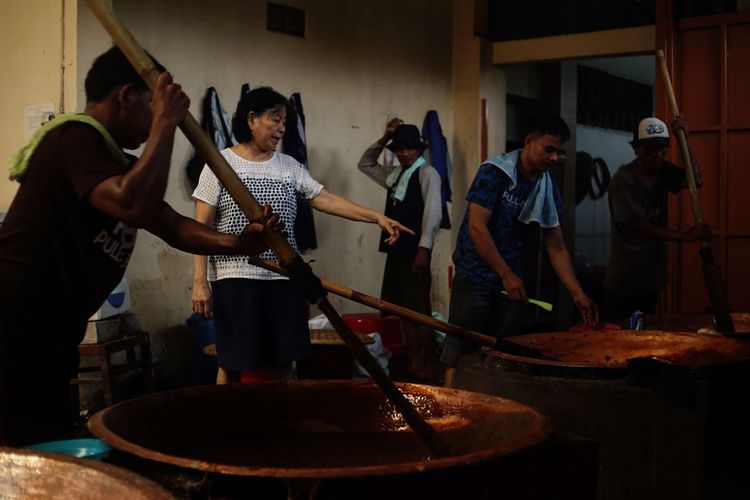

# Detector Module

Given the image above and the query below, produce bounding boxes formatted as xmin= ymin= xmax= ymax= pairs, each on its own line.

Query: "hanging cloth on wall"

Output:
xmin=421 ymin=110 xmax=452 ymax=229
xmin=282 ymin=92 xmax=318 ymax=251
xmin=185 ymin=87 xmax=236 ymax=189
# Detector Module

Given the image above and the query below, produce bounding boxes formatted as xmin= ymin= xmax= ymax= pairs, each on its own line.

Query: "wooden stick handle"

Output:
xmin=317 ymin=299 xmax=452 ymax=455
xmin=656 ymin=50 xmax=708 ymax=246
xmin=82 ymin=0 xmax=451 ymax=457
xmin=250 ymin=258 xmax=497 ymax=347
xmin=657 ymin=50 xmax=734 ymax=333
xmin=82 ymin=0 xmax=296 ymax=263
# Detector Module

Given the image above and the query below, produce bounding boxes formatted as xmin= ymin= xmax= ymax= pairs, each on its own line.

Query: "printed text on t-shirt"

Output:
xmin=502 ymin=189 xmax=525 ymax=208
xmin=93 ymin=222 xmax=136 ymax=268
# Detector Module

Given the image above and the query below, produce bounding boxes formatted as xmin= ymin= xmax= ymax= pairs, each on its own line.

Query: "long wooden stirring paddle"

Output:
xmin=656 ymin=49 xmax=734 ymax=334
xmin=249 ymin=258 xmax=549 ymax=360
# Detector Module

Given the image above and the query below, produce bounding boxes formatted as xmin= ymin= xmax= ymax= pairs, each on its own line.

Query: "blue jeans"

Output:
xmin=440 ymin=273 xmax=522 ymax=367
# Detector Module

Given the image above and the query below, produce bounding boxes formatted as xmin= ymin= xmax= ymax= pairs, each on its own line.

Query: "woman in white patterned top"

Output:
xmin=192 ymin=86 xmax=413 ymax=384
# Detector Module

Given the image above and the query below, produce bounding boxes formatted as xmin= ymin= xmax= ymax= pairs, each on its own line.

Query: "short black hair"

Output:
xmin=85 ymin=45 xmax=165 ymax=102
xmin=525 ymin=112 xmax=570 ymax=142
xmin=231 ymin=86 xmax=291 ymax=143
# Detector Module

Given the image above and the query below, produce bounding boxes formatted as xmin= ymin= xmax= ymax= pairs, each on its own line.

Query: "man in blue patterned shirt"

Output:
xmin=442 ymin=113 xmax=598 ymax=386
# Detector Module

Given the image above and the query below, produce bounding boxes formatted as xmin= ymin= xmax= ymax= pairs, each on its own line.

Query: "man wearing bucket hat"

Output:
xmin=602 ymin=115 xmax=711 ymax=321
xmin=358 ymin=118 xmax=443 ymax=381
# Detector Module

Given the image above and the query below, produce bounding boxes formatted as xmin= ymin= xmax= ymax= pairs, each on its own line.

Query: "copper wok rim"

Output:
xmin=88 ymin=381 xmax=551 ymax=479
xmin=0 ymin=446 xmax=174 ymax=498
xmin=486 ymin=329 xmax=750 ymax=369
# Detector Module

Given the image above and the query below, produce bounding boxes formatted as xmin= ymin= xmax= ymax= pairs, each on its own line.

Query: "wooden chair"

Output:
xmin=71 ymin=331 xmax=155 ymax=409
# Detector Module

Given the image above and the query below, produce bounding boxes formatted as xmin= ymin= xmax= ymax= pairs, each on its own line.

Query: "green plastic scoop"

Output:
xmin=501 ymin=291 xmax=554 ymax=312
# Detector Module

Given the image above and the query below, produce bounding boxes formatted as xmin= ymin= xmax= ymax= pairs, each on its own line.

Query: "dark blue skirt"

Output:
xmin=212 ymin=278 xmax=310 ymax=371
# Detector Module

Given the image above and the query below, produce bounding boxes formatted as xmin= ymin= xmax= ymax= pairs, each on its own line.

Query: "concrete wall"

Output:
xmin=479 ymin=41 xmax=507 ymax=164
xmin=72 ymin=0 xmax=455 ymax=334
xmin=0 ymin=0 xmax=76 ymax=211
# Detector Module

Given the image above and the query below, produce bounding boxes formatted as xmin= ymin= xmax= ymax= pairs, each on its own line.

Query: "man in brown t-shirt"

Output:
xmin=0 ymin=47 xmax=277 ymax=446
xmin=602 ymin=116 xmax=711 ymax=321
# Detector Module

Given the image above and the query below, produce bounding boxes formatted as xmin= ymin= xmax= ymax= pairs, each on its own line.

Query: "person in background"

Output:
xmin=601 ymin=116 xmax=711 ymax=322
xmin=191 ymin=87 xmax=413 ymax=385
xmin=357 ymin=118 xmax=443 ymax=381
xmin=0 ymin=46 xmax=280 ymax=447
xmin=441 ymin=113 xmax=598 ymax=387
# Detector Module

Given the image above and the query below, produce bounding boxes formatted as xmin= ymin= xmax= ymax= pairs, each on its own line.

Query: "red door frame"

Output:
xmin=657 ymin=1 xmax=750 ymax=313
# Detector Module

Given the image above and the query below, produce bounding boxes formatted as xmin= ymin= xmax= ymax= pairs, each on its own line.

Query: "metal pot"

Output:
xmin=0 ymin=446 xmax=172 ymax=499
xmin=492 ymin=329 xmax=750 ymax=376
xmin=632 ymin=312 xmax=750 ymax=335
xmin=89 ymin=380 xmax=553 ymax=498
xmin=454 ymin=330 xmax=750 ymax=499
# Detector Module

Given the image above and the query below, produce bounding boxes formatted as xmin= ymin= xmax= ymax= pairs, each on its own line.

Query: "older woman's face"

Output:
xmin=248 ymin=106 xmax=286 ymax=151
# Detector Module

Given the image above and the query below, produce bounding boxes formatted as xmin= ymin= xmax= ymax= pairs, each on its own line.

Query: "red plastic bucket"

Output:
xmin=342 ymin=313 xmax=405 ymax=356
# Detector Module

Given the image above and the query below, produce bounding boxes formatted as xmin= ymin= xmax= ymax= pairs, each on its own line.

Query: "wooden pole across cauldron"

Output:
xmin=248 ymin=257 xmax=545 ymax=358
xmin=656 ymin=50 xmax=735 ymax=333
xmin=82 ymin=0 xmax=451 ymax=456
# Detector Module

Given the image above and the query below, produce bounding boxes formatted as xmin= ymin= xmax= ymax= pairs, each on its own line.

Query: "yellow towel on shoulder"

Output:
xmin=9 ymin=113 xmax=127 ymax=182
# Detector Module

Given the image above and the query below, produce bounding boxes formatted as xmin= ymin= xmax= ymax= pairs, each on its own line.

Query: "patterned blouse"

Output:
xmin=192 ymin=148 xmax=323 ymax=281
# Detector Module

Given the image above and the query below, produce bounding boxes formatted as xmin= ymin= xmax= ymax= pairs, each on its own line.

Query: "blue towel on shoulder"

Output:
xmin=483 ymin=150 xmax=559 ymax=228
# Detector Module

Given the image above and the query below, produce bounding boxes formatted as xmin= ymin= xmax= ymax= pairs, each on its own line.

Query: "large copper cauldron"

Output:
xmin=635 ymin=312 xmax=750 ymax=335
xmin=495 ymin=329 xmax=750 ymax=374
xmin=89 ymin=381 xmax=551 ymax=497
xmin=454 ymin=330 xmax=750 ymax=499
xmin=0 ymin=446 xmax=172 ymax=499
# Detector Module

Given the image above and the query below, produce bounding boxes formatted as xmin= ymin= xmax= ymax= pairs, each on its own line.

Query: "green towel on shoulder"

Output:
xmin=8 ymin=113 xmax=127 ymax=182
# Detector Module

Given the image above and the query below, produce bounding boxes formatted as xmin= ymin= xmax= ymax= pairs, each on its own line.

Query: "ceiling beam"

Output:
xmin=493 ymin=25 xmax=655 ymax=65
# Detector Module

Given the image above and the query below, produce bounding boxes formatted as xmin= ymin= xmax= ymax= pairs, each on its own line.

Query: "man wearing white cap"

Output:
xmin=602 ymin=115 xmax=711 ymax=321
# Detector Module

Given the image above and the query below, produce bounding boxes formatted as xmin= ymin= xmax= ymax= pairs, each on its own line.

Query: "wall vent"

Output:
xmin=267 ymin=3 xmax=306 ymax=38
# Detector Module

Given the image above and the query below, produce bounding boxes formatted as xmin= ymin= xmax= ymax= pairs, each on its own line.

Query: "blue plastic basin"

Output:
xmin=24 ymin=438 xmax=111 ymax=461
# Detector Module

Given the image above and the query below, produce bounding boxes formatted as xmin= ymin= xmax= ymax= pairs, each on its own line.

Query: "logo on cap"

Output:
xmin=645 ymin=123 xmax=665 ymax=136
